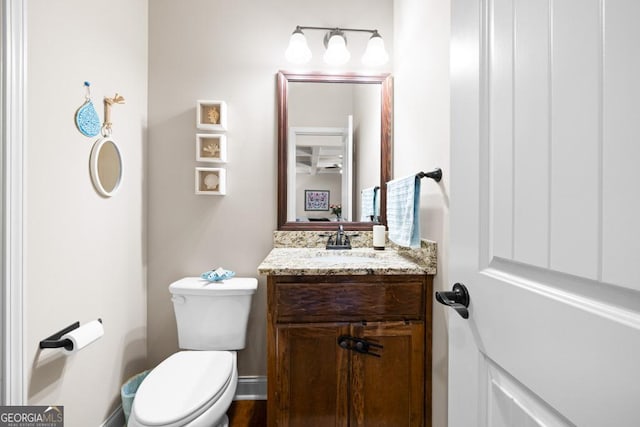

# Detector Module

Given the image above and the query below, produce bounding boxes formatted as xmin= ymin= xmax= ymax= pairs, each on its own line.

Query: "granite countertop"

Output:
xmin=258 ymin=246 xmax=436 ymax=276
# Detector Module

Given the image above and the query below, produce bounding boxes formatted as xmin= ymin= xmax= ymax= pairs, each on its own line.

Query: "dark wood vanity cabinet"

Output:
xmin=267 ymin=274 xmax=433 ymax=427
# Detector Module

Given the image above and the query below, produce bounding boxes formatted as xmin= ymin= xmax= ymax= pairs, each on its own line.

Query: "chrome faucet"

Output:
xmin=326 ymin=225 xmax=352 ymax=250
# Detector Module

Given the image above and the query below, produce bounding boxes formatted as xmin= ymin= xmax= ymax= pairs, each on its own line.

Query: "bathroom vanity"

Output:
xmin=259 ymin=242 xmax=436 ymax=427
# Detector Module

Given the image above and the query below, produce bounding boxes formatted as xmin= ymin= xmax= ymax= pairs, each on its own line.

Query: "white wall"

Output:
xmin=25 ymin=0 xmax=148 ymax=425
xmin=147 ymin=0 xmax=393 ymax=376
xmin=394 ymin=1 xmax=450 ymax=427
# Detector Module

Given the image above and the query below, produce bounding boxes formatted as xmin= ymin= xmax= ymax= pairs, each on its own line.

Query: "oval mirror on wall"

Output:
xmin=90 ymin=137 xmax=122 ymax=197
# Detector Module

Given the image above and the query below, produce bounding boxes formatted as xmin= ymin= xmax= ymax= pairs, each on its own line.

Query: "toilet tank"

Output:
xmin=169 ymin=277 xmax=258 ymax=350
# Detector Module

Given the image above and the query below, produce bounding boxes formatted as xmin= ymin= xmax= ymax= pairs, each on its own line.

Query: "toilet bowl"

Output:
xmin=128 ymin=277 xmax=257 ymax=427
xmin=128 ymin=351 xmax=237 ymax=427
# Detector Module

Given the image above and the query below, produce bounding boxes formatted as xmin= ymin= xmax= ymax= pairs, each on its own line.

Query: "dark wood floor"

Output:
xmin=228 ymin=400 xmax=267 ymax=427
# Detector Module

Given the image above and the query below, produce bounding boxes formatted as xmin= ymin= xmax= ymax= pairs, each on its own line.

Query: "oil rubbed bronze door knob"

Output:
xmin=435 ymin=283 xmax=470 ymax=319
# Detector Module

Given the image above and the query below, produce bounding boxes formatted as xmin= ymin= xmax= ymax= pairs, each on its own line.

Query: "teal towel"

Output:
xmin=201 ymin=267 xmax=236 ymax=282
xmin=386 ymin=175 xmax=421 ymax=248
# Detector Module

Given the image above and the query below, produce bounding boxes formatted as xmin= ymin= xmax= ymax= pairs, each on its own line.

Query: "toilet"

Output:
xmin=128 ymin=277 xmax=258 ymax=427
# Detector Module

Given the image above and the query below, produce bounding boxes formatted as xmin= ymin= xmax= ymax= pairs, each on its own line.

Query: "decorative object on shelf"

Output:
xmin=102 ymin=93 xmax=125 ymax=137
xmin=285 ymin=26 xmax=389 ymax=66
xmin=330 ymin=203 xmax=342 ymax=221
xmin=196 ymin=134 xmax=227 ymax=163
xmin=197 ymin=100 xmax=227 ymax=131
xmin=304 ymin=190 xmax=329 ymax=211
xmin=75 ymin=81 xmax=101 ymax=137
xmin=195 ymin=167 xmax=226 ymax=195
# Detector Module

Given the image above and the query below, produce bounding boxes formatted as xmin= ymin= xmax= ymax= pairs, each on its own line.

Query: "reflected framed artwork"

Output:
xmin=304 ymin=190 xmax=329 ymax=211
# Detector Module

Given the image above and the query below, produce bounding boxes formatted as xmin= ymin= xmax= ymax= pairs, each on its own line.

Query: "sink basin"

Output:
xmin=306 ymin=251 xmax=383 ymax=265
xmin=312 ymin=255 xmax=380 ymax=264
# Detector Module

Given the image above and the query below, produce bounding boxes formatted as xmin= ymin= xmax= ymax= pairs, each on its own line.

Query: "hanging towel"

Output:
xmin=386 ymin=175 xmax=421 ymax=247
xmin=360 ymin=186 xmax=378 ymax=221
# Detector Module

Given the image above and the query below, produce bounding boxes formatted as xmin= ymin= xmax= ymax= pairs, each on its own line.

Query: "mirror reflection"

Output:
xmin=287 ymin=82 xmax=381 ymax=223
xmin=90 ymin=137 xmax=122 ymax=197
xmin=277 ymin=71 xmax=392 ymax=231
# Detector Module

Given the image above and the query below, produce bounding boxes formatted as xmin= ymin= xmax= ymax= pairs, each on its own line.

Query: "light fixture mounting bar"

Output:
xmin=296 ymin=25 xmax=379 ymax=35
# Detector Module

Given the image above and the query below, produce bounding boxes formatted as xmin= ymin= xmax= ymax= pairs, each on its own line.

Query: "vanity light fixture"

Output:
xmin=285 ymin=27 xmax=312 ymax=64
xmin=285 ymin=26 xmax=389 ymax=66
xmin=323 ymin=29 xmax=350 ymax=66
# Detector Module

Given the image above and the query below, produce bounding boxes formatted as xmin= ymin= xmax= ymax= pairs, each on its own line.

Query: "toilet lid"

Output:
xmin=133 ymin=351 xmax=233 ymax=426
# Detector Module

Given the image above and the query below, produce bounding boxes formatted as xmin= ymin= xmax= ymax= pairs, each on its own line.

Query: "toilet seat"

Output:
xmin=131 ymin=351 xmax=234 ymax=427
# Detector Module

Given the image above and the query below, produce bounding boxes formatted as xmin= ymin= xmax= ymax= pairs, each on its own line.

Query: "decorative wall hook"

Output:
xmin=102 ymin=93 xmax=125 ymax=136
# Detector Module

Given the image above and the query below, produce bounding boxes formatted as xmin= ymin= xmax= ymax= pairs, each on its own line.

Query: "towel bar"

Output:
xmin=416 ymin=168 xmax=442 ymax=182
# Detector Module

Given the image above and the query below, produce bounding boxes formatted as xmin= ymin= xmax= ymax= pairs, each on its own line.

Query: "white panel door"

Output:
xmin=449 ymin=0 xmax=640 ymax=426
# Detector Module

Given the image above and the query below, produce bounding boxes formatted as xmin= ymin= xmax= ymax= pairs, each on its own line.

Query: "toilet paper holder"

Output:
xmin=39 ymin=318 xmax=102 ymax=350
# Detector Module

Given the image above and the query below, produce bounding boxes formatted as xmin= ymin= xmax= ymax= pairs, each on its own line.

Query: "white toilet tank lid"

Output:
xmin=169 ymin=277 xmax=257 ymax=296
xmin=133 ymin=351 xmax=234 ymax=426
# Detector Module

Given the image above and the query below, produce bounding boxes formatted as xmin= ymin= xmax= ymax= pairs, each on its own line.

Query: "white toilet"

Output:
xmin=128 ymin=277 xmax=258 ymax=427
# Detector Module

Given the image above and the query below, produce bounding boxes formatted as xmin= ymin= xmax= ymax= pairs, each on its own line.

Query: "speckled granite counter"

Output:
xmin=258 ymin=241 xmax=437 ymax=276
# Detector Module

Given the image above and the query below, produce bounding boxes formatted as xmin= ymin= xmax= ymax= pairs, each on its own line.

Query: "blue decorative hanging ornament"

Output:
xmin=75 ymin=81 xmax=101 ymax=137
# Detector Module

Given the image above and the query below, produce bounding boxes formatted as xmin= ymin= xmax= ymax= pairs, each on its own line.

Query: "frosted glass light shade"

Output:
xmin=362 ymin=34 xmax=389 ymax=66
xmin=285 ymin=31 xmax=312 ymax=64
xmin=323 ymin=34 xmax=350 ymax=65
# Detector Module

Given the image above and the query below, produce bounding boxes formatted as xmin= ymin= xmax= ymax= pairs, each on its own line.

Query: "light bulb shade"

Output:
xmin=323 ymin=33 xmax=350 ymax=65
xmin=285 ymin=30 xmax=312 ymax=64
xmin=362 ymin=33 xmax=389 ymax=66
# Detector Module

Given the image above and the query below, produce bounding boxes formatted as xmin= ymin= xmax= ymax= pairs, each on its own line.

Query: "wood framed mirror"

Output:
xmin=277 ymin=71 xmax=393 ymax=231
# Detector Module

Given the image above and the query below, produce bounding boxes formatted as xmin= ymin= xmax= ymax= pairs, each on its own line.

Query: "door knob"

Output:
xmin=435 ymin=283 xmax=470 ymax=319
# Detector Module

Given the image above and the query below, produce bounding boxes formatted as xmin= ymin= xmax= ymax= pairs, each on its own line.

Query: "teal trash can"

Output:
xmin=121 ymin=370 xmax=150 ymax=424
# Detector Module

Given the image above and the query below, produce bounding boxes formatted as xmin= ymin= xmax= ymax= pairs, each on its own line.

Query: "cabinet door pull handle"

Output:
xmin=338 ymin=335 xmax=352 ymax=349
xmin=357 ymin=338 xmax=382 ymax=358
xmin=338 ymin=335 xmax=383 ymax=357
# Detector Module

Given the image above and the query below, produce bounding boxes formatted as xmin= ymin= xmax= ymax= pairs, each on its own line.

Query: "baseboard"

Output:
xmin=100 ymin=405 xmax=125 ymax=427
xmin=235 ymin=375 xmax=267 ymax=400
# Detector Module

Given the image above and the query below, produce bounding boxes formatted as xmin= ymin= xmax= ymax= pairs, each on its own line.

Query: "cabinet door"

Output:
xmin=276 ymin=323 xmax=350 ymax=427
xmin=350 ymin=321 xmax=425 ymax=427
